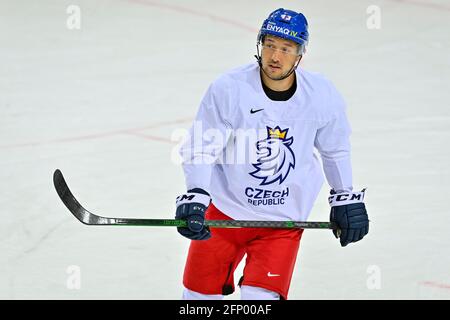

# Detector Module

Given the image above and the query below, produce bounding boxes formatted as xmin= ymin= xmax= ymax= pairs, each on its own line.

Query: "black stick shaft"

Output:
xmin=53 ymin=169 xmax=337 ymax=229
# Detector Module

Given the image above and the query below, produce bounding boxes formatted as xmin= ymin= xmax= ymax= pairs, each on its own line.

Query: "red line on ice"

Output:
xmin=0 ymin=118 xmax=192 ymax=149
xmin=420 ymin=281 xmax=450 ymax=290
xmin=388 ymin=0 xmax=450 ymax=11
xmin=126 ymin=0 xmax=258 ymax=33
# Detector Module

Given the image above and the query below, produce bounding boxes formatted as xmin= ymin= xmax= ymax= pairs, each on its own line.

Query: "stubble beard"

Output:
xmin=262 ymin=63 xmax=289 ymax=81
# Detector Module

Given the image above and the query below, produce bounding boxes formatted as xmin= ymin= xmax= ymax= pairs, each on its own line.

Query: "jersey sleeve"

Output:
xmin=179 ymin=78 xmax=234 ymax=192
xmin=314 ymin=82 xmax=353 ymax=192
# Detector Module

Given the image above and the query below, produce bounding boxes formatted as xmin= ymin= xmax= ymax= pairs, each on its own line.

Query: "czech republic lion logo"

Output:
xmin=249 ymin=126 xmax=295 ymax=185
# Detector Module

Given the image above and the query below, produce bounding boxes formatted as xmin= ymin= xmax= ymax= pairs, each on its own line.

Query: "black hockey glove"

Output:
xmin=329 ymin=189 xmax=369 ymax=247
xmin=175 ymin=188 xmax=211 ymax=240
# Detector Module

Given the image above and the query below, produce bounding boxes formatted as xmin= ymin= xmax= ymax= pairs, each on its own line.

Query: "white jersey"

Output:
xmin=180 ymin=62 xmax=353 ymax=222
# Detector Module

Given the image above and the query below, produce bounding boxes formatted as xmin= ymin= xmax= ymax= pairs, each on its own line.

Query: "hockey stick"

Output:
xmin=53 ymin=169 xmax=337 ymax=230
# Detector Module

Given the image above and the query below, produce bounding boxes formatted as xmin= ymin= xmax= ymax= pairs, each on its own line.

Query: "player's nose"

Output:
xmin=270 ymin=51 xmax=281 ymax=62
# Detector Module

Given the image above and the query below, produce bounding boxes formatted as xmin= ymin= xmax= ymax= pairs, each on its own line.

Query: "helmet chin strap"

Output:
xmin=255 ymin=44 xmax=302 ymax=81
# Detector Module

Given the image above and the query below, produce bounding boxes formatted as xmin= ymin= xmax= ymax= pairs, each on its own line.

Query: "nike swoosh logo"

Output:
xmin=250 ymin=108 xmax=264 ymax=114
xmin=267 ymin=272 xmax=280 ymax=277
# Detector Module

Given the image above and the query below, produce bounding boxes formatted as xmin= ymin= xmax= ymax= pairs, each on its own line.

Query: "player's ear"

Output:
xmin=297 ymin=44 xmax=306 ymax=62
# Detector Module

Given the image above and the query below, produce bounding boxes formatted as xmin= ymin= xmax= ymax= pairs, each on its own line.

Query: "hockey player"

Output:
xmin=175 ymin=8 xmax=369 ymax=300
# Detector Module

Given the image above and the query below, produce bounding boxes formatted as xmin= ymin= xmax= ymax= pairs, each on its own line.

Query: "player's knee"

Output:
xmin=182 ymin=287 xmax=224 ymax=300
xmin=240 ymin=285 xmax=280 ymax=300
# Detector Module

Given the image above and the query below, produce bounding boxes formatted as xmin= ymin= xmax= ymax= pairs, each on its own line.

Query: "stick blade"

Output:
xmin=53 ymin=169 xmax=107 ymax=225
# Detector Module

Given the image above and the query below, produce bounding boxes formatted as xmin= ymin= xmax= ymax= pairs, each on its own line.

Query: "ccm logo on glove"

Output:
xmin=328 ymin=190 xmax=365 ymax=206
xmin=329 ymin=189 xmax=369 ymax=247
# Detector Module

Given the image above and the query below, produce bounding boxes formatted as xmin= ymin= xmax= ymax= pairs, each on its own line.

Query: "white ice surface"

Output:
xmin=1 ymin=0 xmax=449 ymax=299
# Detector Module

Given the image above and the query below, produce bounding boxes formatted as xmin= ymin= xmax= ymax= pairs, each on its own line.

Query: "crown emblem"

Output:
xmin=267 ymin=126 xmax=288 ymax=139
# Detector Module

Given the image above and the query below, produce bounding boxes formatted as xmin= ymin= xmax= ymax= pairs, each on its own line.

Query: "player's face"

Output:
xmin=261 ymin=35 xmax=301 ymax=80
